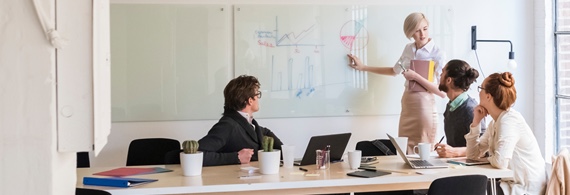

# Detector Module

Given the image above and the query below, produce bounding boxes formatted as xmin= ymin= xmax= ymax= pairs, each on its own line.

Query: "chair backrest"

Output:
xmin=77 ymin=152 xmax=90 ymax=168
xmin=126 ymin=138 xmax=181 ymax=166
xmin=164 ymin=149 xmax=182 ymax=165
xmin=76 ymin=188 xmax=111 ymax=195
xmin=428 ymin=175 xmax=488 ymax=195
xmin=356 ymin=139 xmax=396 ymax=156
xmin=546 ymin=148 xmax=570 ymax=194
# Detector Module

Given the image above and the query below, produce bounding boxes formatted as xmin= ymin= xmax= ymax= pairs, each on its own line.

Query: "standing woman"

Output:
xmin=347 ymin=12 xmax=445 ymax=152
xmin=466 ymin=72 xmax=546 ymax=195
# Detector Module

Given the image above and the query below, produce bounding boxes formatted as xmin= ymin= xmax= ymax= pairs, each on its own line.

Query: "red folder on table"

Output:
xmin=93 ymin=167 xmax=172 ymax=177
xmin=409 ymin=60 xmax=435 ymax=92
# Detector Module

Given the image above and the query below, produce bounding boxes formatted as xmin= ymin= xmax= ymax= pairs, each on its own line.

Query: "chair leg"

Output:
xmin=487 ymin=178 xmax=504 ymax=195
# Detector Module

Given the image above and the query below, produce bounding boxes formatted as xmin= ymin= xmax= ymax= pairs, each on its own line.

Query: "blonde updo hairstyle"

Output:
xmin=403 ymin=12 xmax=428 ymax=39
xmin=484 ymin=72 xmax=517 ymax=110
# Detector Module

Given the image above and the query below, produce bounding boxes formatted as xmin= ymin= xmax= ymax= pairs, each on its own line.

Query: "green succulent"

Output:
xmin=182 ymin=140 xmax=199 ymax=154
xmin=262 ymin=136 xmax=274 ymax=152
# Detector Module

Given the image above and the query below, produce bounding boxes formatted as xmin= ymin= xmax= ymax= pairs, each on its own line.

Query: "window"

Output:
xmin=555 ymin=0 xmax=570 ymax=151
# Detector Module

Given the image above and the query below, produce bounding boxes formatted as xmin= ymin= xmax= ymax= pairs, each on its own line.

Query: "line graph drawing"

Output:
xmin=339 ymin=20 xmax=369 ymax=51
xmin=255 ymin=16 xmax=324 ymax=48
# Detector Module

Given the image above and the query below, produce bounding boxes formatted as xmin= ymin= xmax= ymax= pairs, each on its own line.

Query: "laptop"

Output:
xmin=387 ymin=134 xmax=448 ymax=169
xmin=294 ymin=133 xmax=352 ymax=166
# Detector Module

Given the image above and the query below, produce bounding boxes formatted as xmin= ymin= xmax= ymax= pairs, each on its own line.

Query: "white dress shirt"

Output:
xmin=392 ymin=40 xmax=445 ymax=88
xmin=465 ymin=109 xmax=547 ymax=195
xmin=237 ymin=111 xmax=255 ymax=130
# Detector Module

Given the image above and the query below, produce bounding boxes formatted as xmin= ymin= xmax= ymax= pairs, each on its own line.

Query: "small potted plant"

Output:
xmin=258 ymin=136 xmax=281 ymax=174
xmin=180 ymin=140 xmax=203 ymax=176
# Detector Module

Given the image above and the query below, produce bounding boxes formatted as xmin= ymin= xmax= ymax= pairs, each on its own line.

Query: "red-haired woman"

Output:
xmin=466 ymin=72 xmax=546 ymax=195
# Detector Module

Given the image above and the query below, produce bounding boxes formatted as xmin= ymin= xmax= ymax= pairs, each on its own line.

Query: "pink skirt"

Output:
xmin=398 ymin=90 xmax=437 ymax=154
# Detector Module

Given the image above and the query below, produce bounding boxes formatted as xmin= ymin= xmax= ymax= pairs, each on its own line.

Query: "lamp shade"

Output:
xmin=508 ymin=51 xmax=516 ymax=69
xmin=508 ymin=59 xmax=517 ymax=69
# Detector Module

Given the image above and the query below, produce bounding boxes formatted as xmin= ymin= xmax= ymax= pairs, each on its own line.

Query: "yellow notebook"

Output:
xmin=409 ymin=60 xmax=435 ymax=92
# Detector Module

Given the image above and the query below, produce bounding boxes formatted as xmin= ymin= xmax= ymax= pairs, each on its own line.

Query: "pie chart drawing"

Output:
xmin=339 ymin=20 xmax=369 ymax=51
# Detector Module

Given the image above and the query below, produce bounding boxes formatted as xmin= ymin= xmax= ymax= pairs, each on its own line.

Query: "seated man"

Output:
xmin=198 ymin=75 xmax=283 ymax=166
xmin=435 ymin=60 xmax=486 ymax=158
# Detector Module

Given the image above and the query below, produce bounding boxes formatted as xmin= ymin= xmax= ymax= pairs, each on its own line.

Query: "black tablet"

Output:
xmin=346 ymin=170 xmax=391 ymax=178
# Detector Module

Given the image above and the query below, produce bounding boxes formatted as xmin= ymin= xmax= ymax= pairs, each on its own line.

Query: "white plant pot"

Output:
xmin=258 ymin=150 xmax=281 ymax=175
xmin=180 ymin=152 xmax=203 ymax=176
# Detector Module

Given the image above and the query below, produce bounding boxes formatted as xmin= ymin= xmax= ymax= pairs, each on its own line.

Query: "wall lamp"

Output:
xmin=471 ymin=26 xmax=517 ymax=69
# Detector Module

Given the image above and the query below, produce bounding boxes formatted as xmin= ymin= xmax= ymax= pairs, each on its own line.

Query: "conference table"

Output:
xmin=76 ymin=156 xmax=512 ymax=195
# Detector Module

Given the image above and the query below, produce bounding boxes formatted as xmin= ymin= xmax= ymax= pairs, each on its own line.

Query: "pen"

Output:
xmin=434 ymin=136 xmax=445 ymax=151
xmin=299 ymin=167 xmax=308 ymax=172
xmin=358 ymin=167 xmax=377 ymax=172
xmin=397 ymin=59 xmax=407 ymax=72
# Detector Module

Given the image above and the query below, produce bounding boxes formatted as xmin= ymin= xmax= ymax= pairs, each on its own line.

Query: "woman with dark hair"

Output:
xmin=435 ymin=59 xmax=486 ymax=158
xmin=466 ymin=72 xmax=546 ymax=195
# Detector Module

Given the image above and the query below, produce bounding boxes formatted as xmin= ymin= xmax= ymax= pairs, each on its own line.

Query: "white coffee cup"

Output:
xmin=395 ymin=137 xmax=409 ymax=154
xmin=347 ymin=150 xmax=362 ymax=170
xmin=413 ymin=143 xmax=431 ymax=160
xmin=281 ymin=145 xmax=295 ymax=168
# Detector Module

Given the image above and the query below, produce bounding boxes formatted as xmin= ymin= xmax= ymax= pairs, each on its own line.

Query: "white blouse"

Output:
xmin=392 ymin=40 xmax=445 ymax=88
xmin=465 ymin=109 xmax=547 ymax=195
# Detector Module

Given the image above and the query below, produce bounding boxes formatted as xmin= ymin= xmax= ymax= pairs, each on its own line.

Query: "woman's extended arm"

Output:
xmin=347 ymin=54 xmax=397 ymax=76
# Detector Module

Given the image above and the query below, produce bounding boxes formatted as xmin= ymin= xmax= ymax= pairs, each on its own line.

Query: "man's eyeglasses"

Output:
xmin=477 ymin=86 xmax=485 ymax=92
xmin=254 ymin=91 xmax=262 ymax=99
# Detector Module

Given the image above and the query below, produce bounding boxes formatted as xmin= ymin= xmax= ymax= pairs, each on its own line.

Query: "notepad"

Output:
xmin=447 ymin=158 xmax=490 ymax=166
xmin=83 ymin=177 xmax=158 ymax=188
xmin=93 ymin=167 xmax=172 ymax=177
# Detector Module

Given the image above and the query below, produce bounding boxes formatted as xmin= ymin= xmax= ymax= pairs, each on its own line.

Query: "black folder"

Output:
xmin=346 ymin=170 xmax=391 ymax=178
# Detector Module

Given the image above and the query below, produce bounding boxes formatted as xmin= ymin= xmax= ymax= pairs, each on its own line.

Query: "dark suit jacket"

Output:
xmin=198 ymin=109 xmax=283 ymax=166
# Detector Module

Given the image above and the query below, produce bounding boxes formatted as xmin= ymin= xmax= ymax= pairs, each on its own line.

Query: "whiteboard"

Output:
xmin=110 ymin=4 xmax=231 ymax=122
xmin=234 ymin=5 xmax=452 ymax=118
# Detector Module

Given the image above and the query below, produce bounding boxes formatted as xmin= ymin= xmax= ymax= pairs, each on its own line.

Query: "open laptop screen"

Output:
xmin=294 ymin=133 xmax=351 ymax=166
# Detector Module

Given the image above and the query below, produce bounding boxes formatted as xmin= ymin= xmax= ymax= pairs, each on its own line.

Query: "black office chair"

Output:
xmin=77 ymin=152 xmax=90 ymax=168
xmin=427 ymin=175 xmax=488 ymax=195
xmin=126 ymin=138 xmax=180 ymax=166
xmin=356 ymin=139 xmax=396 ymax=156
xmin=164 ymin=149 xmax=182 ymax=164
xmin=76 ymin=188 xmax=111 ymax=195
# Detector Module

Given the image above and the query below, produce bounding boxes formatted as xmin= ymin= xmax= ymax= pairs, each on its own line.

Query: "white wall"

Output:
xmin=0 ymin=0 xmax=75 ymax=194
xmin=94 ymin=0 xmax=543 ymax=167
xmin=533 ymin=0 xmax=556 ymax=161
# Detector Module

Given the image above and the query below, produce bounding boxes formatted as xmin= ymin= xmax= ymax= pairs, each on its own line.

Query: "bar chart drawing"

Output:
xmin=269 ymin=55 xmax=318 ymax=99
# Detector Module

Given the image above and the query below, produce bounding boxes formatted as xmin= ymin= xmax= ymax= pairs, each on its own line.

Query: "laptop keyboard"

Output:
xmin=410 ymin=160 xmax=433 ymax=167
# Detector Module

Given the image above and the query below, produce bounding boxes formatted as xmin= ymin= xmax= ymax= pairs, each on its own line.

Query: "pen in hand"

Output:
xmin=434 ymin=136 xmax=445 ymax=151
xmin=398 ymin=60 xmax=407 ymax=73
